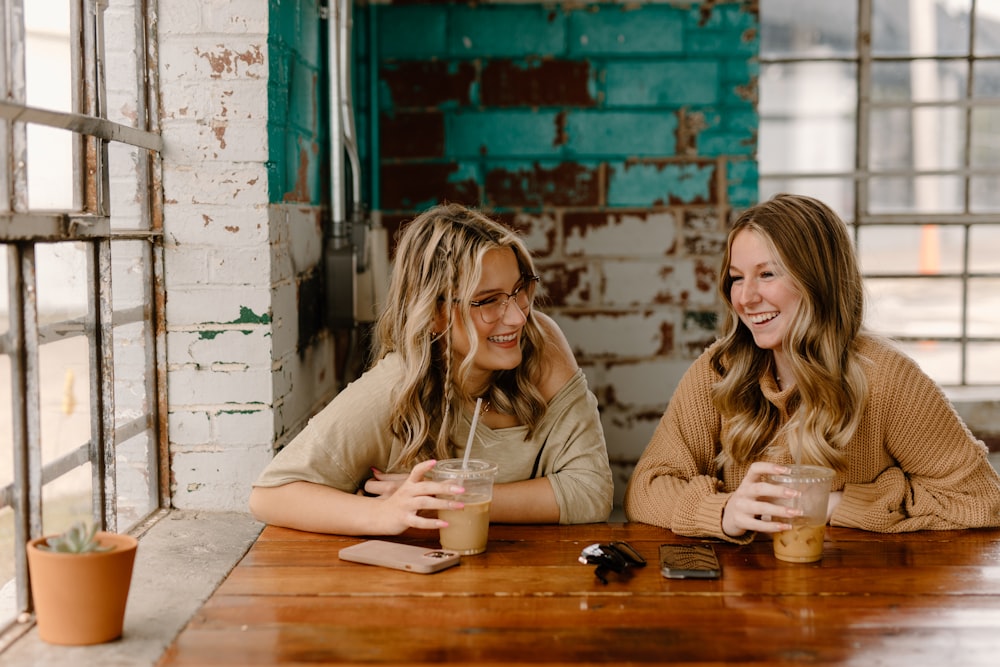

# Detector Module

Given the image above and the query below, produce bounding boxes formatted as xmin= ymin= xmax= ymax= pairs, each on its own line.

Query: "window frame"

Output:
xmin=759 ymin=0 xmax=1000 ymax=386
xmin=0 ymin=0 xmax=165 ymax=640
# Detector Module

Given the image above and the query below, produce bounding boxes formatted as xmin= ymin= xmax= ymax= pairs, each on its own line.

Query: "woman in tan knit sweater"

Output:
xmin=624 ymin=193 xmax=1000 ymax=542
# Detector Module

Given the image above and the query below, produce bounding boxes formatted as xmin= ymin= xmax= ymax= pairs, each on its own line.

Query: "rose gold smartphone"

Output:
xmin=338 ymin=540 xmax=461 ymax=574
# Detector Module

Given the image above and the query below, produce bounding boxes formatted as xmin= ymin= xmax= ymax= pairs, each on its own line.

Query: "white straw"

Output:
xmin=462 ymin=398 xmax=482 ymax=469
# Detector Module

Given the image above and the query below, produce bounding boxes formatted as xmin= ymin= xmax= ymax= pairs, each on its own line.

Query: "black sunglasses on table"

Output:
xmin=578 ymin=541 xmax=646 ymax=584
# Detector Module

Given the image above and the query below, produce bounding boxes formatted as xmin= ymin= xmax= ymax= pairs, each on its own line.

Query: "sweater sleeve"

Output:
xmin=831 ymin=346 xmax=1000 ymax=532
xmin=624 ymin=349 xmax=749 ymax=543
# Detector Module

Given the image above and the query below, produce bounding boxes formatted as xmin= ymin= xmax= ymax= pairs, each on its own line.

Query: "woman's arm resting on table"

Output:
xmin=249 ymin=460 xmax=465 ymax=535
xmin=489 ymin=477 xmax=560 ymax=524
xmin=366 ymin=467 xmax=561 ymax=524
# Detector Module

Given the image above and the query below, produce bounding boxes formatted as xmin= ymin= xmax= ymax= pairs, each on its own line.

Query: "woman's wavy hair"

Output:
xmin=711 ymin=193 xmax=869 ymax=471
xmin=373 ymin=203 xmax=548 ymax=468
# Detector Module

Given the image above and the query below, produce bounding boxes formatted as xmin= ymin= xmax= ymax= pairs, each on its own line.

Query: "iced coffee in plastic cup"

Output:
xmin=767 ymin=465 xmax=835 ymax=563
xmin=428 ymin=459 xmax=498 ymax=555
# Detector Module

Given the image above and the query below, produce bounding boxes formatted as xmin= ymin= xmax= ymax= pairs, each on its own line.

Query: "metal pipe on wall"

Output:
xmin=325 ymin=0 xmax=390 ymax=384
xmin=324 ymin=0 xmax=355 ymax=336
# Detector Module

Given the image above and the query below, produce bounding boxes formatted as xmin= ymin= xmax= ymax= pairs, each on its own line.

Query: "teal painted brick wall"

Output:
xmin=365 ymin=1 xmax=757 ymax=212
xmin=268 ymin=0 xmax=326 ymax=205
xmin=567 ymin=5 xmax=686 ymax=55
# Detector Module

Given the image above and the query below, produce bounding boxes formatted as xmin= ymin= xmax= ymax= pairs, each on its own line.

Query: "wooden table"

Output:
xmin=158 ymin=523 xmax=1000 ymax=666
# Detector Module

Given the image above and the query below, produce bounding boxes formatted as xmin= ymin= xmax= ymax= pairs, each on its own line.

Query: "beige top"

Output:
xmin=625 ymin=336 xmax=1000 ymax=541
xmin=254 ymin=353 xmax=614 ymax=524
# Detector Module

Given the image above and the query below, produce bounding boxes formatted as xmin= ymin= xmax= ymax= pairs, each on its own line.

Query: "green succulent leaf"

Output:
xmin=37 ymin=521 xmax=115 ymax=554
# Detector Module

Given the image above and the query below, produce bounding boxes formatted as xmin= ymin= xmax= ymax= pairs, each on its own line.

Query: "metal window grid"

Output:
xmin=0 ymin=0 xmax=165 ymax=643
xmin=760 ymin=0 xmax=1000 ymax=385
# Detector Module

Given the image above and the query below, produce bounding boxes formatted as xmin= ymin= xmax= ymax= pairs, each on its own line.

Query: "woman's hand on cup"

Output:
xmin=364 ymin=459 xmax=466 ymax=534
xmin=722 ymin=462 xmax=803 ymax=538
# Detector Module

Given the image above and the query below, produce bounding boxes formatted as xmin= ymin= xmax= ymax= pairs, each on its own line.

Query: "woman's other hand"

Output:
xmin=721 ymin=462 xmax=804 ymax=538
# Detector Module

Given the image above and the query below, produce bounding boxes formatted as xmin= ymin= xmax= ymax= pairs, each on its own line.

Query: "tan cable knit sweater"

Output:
xmin=624 ymin=336 xmax=1000 ymax=541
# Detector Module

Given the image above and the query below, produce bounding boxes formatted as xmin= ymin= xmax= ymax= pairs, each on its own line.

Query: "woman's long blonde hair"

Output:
xmin=374 ymin=203 xmax=548 ymax=467
xmin=711 ymin=194 xmax=869 ymax=470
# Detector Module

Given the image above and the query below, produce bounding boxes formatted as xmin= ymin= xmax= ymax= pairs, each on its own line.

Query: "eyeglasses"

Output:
xmin=469 ymin=275 xmax=540 ymax=324
xmin=578 ymin=541 xmax=646 ymax=584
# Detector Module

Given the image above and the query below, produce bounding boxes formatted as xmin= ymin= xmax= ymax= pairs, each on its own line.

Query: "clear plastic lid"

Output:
xmin=768 ymin=464 xmax=835 ymax=484
xmin=430 ymin=458 xmax=498 ymax=479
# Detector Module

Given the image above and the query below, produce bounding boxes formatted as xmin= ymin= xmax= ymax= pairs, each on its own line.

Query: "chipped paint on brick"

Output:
xmin=694 ymin=258 xmax=720 ymax=295
xmin=230 ymin=306 xmax=271 ymax=325
xmin=608 ymin=161 xmax=717 ymax=207
xmin=510 ymin=211 xmax=558 ymax=258
xmin=675 ymin=108 xmax=708 ymax=157
xmin=485 ymin=162 xmax=600 ymax=208
xmin=698 ymin=0 xmax=719 ymax=27
xmin=380 ymin=61 xmax=476 ymax=109
xmin=195 ymin=44 xmax=265 ymax=78
xmin=212 ymin=121 xmax=227 ymax=149
xmin=283 ymin=145 xmax=311 ymax=203
xmin=536 ymin=262 xmax=593 ymax=307
xmin=685 ymin=228 xmax=729 ymax=256
xmin=380 ymin=163 xmax=480 ymax=211
xmin=564 ymin=210 xmax=678 ymax=257
xmin=734 ymin=78 xmax=758 ymax=104
xmin=554 ymin=111 xmax=568 ymax=147
xmin=656 ymin=320 xmax=675 ymax=356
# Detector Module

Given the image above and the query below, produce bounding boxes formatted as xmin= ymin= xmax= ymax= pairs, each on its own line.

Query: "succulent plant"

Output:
xmin=37 ymin=521 xmax=114 ymax=554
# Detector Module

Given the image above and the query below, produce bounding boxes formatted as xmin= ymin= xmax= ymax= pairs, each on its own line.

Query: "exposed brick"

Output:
xmin=685 ymin=228 xmax=729 ymax=259
xmin=534 ymin=261 xmax=596 ymax=307
xmin=509 ymin=211 xmax=558 ymax=258
xmin=481 ymin=59 xmax=595 ymax=107
xmin=380 ymin=162 xmax=481 ymax=211
xmin=380 ymin=61 xmax=475 ymax=108
xmin=485 ymin=162 xmax=601 ymax=208
xmin=693 ymin=257 xmax=722 ymax=297
xmin=380 ymin=111 xmax=445 ymax=159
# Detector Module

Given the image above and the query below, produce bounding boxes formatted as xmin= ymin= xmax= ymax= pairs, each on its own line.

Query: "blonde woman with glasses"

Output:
xmin=250 ymin=203 xmax=613 ymax=535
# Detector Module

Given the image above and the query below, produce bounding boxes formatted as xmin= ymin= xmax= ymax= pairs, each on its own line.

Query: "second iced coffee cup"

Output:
xmin=429 ymin=458 xmax=498 ymax=555
xmin=767 ymin=464 xmax=835 ymax=563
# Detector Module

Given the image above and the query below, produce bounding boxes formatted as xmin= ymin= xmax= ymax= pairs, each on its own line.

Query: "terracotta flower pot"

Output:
xmin=26 ymin=531 xmax=138 ymax=645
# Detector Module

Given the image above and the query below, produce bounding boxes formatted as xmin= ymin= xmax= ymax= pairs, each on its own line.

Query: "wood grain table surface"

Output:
xmin=157 ymin=522 xmax=1000 ymax=666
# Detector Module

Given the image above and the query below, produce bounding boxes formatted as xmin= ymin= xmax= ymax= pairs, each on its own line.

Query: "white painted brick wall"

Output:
xmin=565 ymin=211 xmax=678 ymax=257
xmin=554 ymin=311 xmax=685 ymax=359
xmin=158 ymin=2 xmax=338 ymax=511
xmin=159 ymin=1 xmax=282 ymax=511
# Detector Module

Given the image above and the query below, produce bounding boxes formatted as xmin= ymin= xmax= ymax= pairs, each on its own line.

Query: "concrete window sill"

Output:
xmin=3 ymin=510 xmax=263 ymax=666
